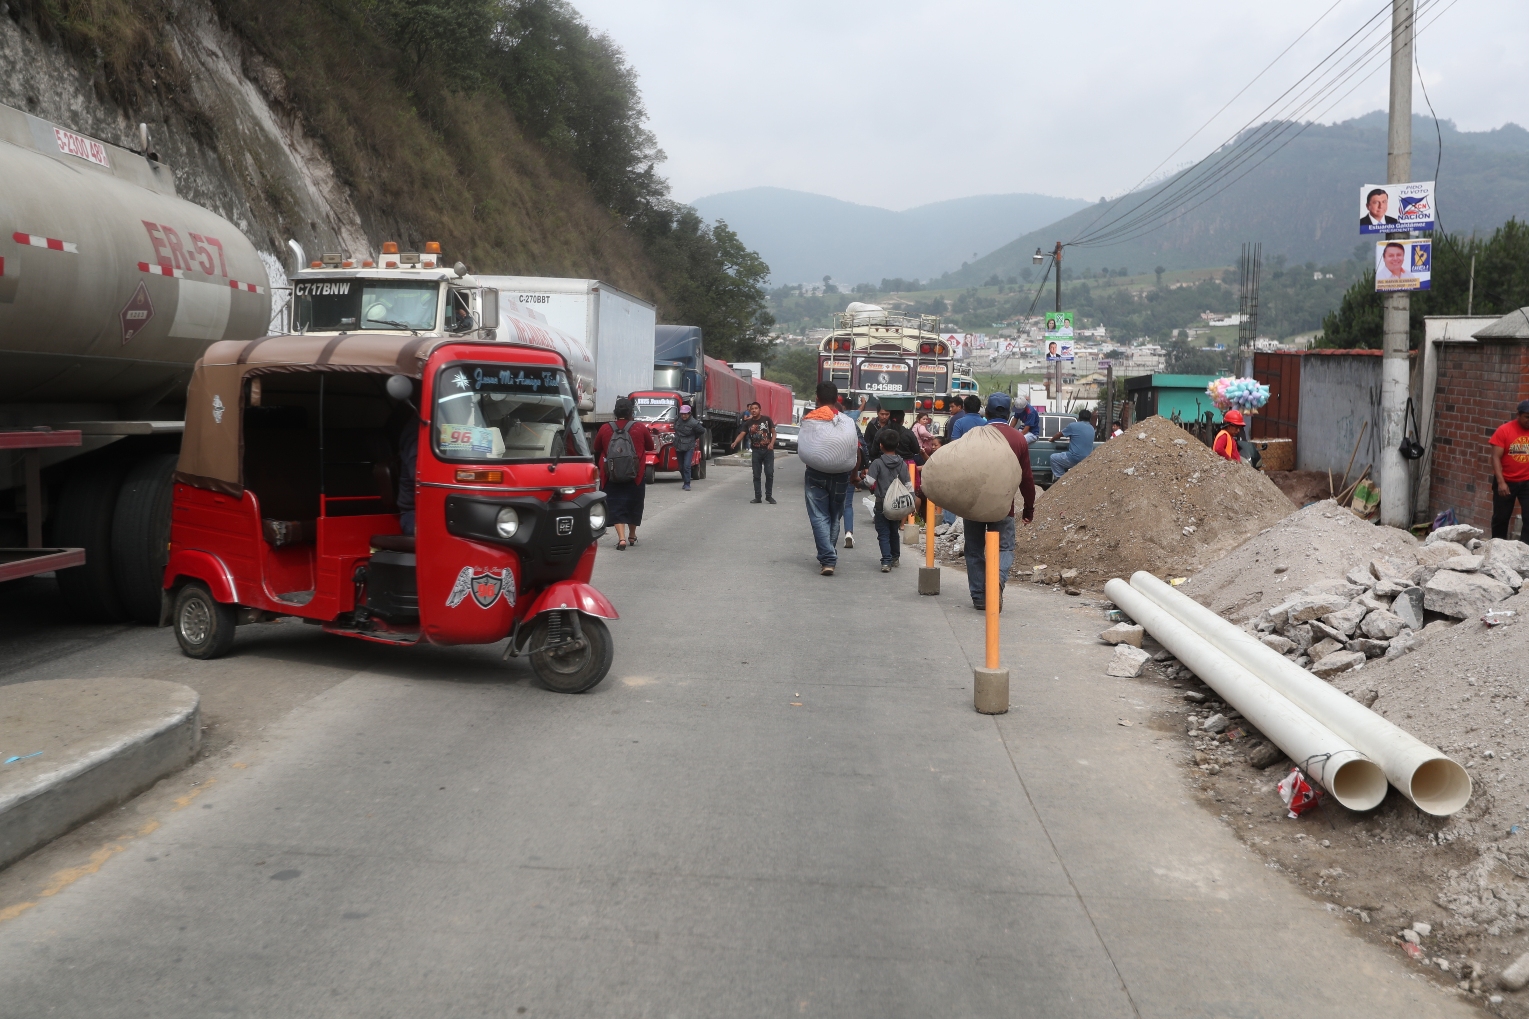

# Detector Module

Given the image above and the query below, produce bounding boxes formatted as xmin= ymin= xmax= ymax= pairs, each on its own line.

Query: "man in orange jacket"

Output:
xmin=1213 ymin=410 xmax=1245 ymax=461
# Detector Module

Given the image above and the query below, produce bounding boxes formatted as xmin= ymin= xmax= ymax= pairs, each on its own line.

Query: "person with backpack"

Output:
xmin=594 ymin=397 xmax=655 ymax=550
xmin=865 ymin=429 xmax=912 ymax=572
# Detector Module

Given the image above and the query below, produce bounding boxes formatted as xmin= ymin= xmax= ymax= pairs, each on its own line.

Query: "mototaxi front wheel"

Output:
xmin=173 ymin=582 xmax=238 ymax=660
xmin=528 ymin=612 xmax=613 ymax=693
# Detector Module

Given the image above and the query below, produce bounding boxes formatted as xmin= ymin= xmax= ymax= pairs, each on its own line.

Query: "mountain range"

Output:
xmin=937 ymin=113 xmax=1529 ymax=287
xmin=686 ymin=188 xmax=1088 ymax=286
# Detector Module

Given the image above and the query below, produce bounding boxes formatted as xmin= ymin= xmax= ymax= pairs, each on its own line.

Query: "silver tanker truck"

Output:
xmin=0 ymin=102 xmax=272 ymax=622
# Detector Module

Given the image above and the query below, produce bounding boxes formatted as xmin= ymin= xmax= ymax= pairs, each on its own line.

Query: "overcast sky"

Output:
xmin=573 ymin=0 xmax=1524 ymax=211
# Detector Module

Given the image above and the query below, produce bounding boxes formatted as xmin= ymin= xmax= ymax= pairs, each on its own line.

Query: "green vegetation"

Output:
xmin=767 ymin=345 xmax=819 ymax=397
xmin=12 ymin=0 xmax=772 ymax=359
xmin=1319 ymin=220 xmax=1529 ymax=349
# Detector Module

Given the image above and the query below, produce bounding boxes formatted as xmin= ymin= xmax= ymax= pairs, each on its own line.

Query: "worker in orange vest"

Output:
xmin=1213 ymin=410 xmax=1245 ymax=461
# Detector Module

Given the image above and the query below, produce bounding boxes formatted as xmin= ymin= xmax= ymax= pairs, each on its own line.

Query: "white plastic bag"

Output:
xmin=881 ymin=476 xmax=915 ymax=519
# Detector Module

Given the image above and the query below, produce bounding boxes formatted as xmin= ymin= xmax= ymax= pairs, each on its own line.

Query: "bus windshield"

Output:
xmin=434 ymin=363 xmax=591 ymax=461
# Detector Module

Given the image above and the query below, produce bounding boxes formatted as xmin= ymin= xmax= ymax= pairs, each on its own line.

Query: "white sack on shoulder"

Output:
xmin=921 ymin=425 xmax=1022 ymax=522
xmin=797 ymin=413 xmax=859 ymax=473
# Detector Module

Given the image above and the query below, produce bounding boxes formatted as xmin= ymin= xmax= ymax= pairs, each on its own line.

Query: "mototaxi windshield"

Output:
xmin=434 ymin=363 xmax=591 ymax=461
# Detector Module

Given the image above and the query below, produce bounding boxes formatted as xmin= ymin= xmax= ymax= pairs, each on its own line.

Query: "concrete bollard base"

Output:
xmin=918 ymin=566 xmax=940 ymax=595
xmin=973 ymin=667 xmax=1010 ymax=714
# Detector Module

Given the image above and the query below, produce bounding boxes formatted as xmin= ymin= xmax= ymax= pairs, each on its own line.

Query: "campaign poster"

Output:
xmin=1043 ymin=311 xmax=1074 ymax=338
xmin=1360 ymin=181 xmax=1436 ymax=234
xmin=1374 ymin=239 xmax=1432 ymax=292
xmin=1045 ymin=339 xmax=1075 ymax=362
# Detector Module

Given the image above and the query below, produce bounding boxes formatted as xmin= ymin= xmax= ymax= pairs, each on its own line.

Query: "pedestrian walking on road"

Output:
xmin=1048 ymin=409 xmax=1096 ymax=479
xmin=840 ymin=396 xmax=864 ymax=548
xmin=731 ymin=401 xmax=777 ymax=503
xmin=1490 ymin=399 xmax=1529 ymax=541
xmin=862 ymin=405 xmax=891 ymax=462
xmin=594 ymin=397 xmax=655 ymax=550
xmin=964 ymin=403 xmax=1037 ymax=611
xmin=867 ymin=430 xmax=911 ymax=571
xmin=674 ymin=404 xmax=706 ymax=490
xmin=798 ymin=381 xmax=859 ymax=576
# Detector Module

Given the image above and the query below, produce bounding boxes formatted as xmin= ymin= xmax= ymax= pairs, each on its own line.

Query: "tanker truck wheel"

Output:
xmin=529 ymin=612 xmax=612 ymax=694
xmin=111 ymin=453 xmax=179 ymax=624
xmin=172 ymin=582 xmax=237 ymax=659
xmin=53 ymin=457 xmax=136 ymax=622
xmin=695 ymin=456 xmax=707 ymax=480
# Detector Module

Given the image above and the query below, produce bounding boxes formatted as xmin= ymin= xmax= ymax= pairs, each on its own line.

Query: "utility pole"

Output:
xmin=1053 ymin=242 xmax=1063 ymax=408
xmin=1379 ymin=0 xmax=1413 ymax=527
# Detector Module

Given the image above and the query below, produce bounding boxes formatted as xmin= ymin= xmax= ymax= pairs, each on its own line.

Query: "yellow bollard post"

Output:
xmin=973 ymin=526 xmax=1009 ymax=713
xmin=903 ymin=463 xmax=921 ymax=546
xmin=918 ymin=499 xmax=940 ymax=595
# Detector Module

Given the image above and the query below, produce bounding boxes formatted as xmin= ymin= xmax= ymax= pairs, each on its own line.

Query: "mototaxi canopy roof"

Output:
xmin=176 ymin=333 xmax=552 ymax=496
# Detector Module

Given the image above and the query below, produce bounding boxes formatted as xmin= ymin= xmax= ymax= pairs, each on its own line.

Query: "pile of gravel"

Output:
xmin=1018 ymin=415 xmax=1296 ymax=588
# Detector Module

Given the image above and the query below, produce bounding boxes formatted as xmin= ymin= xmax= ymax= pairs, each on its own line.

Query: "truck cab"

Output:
xmin=290 ymin=243 xmax=500 ymax=340
xmin=627 ymin=390 xmax=685 ymax=480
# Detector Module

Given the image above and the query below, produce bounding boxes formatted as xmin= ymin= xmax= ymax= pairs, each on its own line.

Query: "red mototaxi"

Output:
xmin=627 ymin=390 xmax=690 ymax=476
xmin=161 ymin=334 xmax=617 ymax=693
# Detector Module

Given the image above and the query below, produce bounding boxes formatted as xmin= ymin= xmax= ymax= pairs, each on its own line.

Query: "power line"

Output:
xmin=1071 ymin=0 xmax=1411 ymax=248
xmin=1073 ymin=0 xmax=1462 ymax=251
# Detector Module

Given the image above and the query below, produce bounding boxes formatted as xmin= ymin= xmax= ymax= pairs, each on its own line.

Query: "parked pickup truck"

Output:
xmin=1025 ymin=413 xmax=1078 ymax=489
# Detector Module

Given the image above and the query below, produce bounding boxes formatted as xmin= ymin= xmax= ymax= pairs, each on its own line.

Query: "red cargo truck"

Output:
xmin=752 ymin=378 xmax=794 ymax=426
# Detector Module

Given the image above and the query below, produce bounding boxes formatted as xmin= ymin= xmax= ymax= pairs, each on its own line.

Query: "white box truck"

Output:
xmin=476 ymin=276 xmax=656 ymax=425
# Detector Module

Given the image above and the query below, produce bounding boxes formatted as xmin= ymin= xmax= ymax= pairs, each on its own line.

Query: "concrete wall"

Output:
xmin=1295 ymin=353 xmax=1384 ymax=474
xmin=1429 ymin=339 xmax=1529 ymax=532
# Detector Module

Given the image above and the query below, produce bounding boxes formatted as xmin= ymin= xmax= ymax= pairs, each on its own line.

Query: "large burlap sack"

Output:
xmin=797 ymin=412 xmax=859 ymax=473
xmin=921 ymin=425 xmax=1022 ymax=522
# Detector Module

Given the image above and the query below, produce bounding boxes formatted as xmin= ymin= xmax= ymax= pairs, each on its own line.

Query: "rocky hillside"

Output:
xmin=0 ymin=0 xmax=662 ymax=302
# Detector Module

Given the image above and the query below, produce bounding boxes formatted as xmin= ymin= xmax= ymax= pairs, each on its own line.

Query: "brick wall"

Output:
xmin=1430 ymin=340 xmax=1529 ymax=530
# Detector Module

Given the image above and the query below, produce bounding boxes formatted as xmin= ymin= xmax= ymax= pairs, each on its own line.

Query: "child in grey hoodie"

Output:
xmin=866 ymin=430 xmax=912 ymax=571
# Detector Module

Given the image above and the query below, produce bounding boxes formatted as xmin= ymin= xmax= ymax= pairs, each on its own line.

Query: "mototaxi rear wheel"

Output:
xmin=173 ymin=582 xmax=237 ymax=660
xmin=528 ymin=612 xmax=612 ymax=694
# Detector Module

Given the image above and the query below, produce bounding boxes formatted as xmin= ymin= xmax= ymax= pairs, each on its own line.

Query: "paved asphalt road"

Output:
xmin=0 ymin=454 xmax=1475 ymax=1018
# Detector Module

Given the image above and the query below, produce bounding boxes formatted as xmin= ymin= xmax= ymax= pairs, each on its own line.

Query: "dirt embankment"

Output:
xmin=1018 ymin=416 xmax=1296 ymax=586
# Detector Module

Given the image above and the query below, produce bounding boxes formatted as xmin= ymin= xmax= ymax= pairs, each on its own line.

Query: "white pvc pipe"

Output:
xmin=1128 ymin=571 xmax=1471 ymax=816
xmin=1105 ymin=580 xmax=1387 ymax=811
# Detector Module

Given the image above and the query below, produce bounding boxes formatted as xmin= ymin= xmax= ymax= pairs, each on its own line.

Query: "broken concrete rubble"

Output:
xmin=1098 ymin=622 xmax=1145 ymax=647
xmin=1308 ymin=637 xmax=1344 ymax=661
xmin=1392 ymin=587 xmax=1425 ymax=630
xmin=1359 ymin=608 xmax=1405 ymax=640
xmin=1426 ymin=523 xmax=1484 ymax=545
xmin=1422 ymin=569 xmax=1514 ymax=619
xmin=1416 ymin=541 xmax=1470 ymax=567
xmin=1105 ymin=644 xmax=1151 ymax=677
xmin=1288 ymin=594 xmax=1351 ymax=624
xmin=1320 ymin=600 xmax=1368 ymax=635
xmin=1311 ymin=649 xmax=1365 ymax=677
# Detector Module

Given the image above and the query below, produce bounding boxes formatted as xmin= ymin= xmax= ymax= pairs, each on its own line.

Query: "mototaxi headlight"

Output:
xmin=587 ymin=500 xmax=607 ymax=531
xmin=495 ymin=506 xmax=520 ymax=538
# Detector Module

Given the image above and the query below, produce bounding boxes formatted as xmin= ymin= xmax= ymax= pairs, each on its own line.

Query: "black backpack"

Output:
xmin=606 ymin=421 xmax=639 ymax=483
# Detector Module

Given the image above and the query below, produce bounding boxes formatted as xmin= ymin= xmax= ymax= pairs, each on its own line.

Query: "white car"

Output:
xmin=774 ymin=423 xmax=799 ymax=452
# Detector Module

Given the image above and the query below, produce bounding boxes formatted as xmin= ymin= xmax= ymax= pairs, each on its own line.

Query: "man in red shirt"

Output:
xmin=960 ymin=396 xmax=1037 ymax=611
xmin=1490 ymin=399 xmax=1529 ymax=541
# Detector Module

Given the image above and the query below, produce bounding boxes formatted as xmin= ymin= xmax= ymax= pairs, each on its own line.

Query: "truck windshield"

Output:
xmin=434 ymin=363 xmax=591 ymax=461
xmin=632 ymin=397 xmax=678 ymax=423
xmin=294 ymin=280 xmax=441 ymax=332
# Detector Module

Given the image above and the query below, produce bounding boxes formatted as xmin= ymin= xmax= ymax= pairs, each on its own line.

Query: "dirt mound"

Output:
xmin=1187 ymin=499 xmax=1421 ymax=622
xmin=1018 ymin=416 xmax=1296 ymax=586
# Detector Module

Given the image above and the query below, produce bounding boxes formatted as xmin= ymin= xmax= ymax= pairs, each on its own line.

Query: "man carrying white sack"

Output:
xmin=966 ymin=398 xmax=1035 ymax=610
xmin=796 ymin=381 xmax=860 ymax=576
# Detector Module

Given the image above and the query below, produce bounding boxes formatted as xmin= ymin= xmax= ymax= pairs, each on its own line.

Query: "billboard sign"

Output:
xmin=1043 ymin=311 xmax=1074 ymax=338
xmin=1360 ymin=181 xmax=1436 ymax=234
xmin=1374 ymin=239 xmax=1432 ymax=292
xmin=1045 ymin=339 xmax=1075 ymax=362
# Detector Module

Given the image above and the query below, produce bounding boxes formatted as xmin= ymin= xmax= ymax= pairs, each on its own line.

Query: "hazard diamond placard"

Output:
xmin=120 ymin=281 xmax=153 ymax=343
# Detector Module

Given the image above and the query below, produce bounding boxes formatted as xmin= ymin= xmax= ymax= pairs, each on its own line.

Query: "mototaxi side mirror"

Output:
xmin=386 ymin=375 xmax=414 ymax=401
xmin=480 ymin=289 xmax=499 ymax=329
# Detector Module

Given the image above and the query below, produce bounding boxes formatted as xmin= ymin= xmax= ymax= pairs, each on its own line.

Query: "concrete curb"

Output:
xmin=0 ymin=678 xmax=200 ymax=870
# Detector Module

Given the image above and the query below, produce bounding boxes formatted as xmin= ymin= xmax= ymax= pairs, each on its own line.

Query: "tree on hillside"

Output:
xmin=1318 ymin=219 xmax=1529 ymax=349
xmin=768 ymin=346 xmax=820 ymax=397
xmin=641 ymin=211 xmax=774 ymax=363
xmin=1155 ymin=265 xmax=1166 ymax=288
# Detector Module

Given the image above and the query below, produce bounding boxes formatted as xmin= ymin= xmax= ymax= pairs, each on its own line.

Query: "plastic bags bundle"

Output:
xmin=1207 ymin=376 xmax=1270 ymax=412
xmin=797 ymin=412 xmax=860 ymax=473
xmin=920 ymin=425 xmax=1022 ymax=522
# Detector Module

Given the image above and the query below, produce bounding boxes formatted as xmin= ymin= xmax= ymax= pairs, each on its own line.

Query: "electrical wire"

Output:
xmin=1072 ymin=0 xmax=1421 ymax=249
xmin=1415 ymin=28 xmax=1444 ymax=232
xmin=1072 ymin=0 xmax=1463 ymax=251
xmin=1063 ymin=0 xmax=1352 ymax=247
xmin=1068 ymin=0 xmax=1399 ymax=247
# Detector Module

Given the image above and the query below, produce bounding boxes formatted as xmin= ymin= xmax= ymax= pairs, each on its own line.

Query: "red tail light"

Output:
xmin=455 ymin=469 xmax=504 ymax=483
